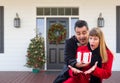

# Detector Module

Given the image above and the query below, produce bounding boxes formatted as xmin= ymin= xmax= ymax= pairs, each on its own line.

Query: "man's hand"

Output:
xmin=84 ymin=61 xmax=98 ymax=74
xmin=68 ymin=65 xmax=83 ymax=75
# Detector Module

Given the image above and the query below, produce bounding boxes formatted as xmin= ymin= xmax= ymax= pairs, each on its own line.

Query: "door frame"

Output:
xmin=37 ymin=17 xmax=79 ymax=70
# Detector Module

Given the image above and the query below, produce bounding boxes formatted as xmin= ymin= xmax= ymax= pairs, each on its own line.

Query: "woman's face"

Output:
xmin=89 ymin=36 xmax=100 ymax=50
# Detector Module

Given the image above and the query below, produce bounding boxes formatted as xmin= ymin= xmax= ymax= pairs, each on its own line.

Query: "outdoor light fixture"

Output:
xmin=14 ymin=13 xmax=20 ymax=28
xmin=97 ymin=13 xmax=104 ymax=27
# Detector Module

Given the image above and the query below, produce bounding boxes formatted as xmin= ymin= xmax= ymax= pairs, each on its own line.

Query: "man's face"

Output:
xmin=75 ymin=26 xmax=89 ymax=45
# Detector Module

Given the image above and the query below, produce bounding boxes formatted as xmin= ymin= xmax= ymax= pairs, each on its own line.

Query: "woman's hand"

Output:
xmin=76 ymin=61 xmax=90 ymax=68
xmin=84 ymin=61 xmax=98 ymax=74
xmin=68 ymin=65 xmax=83 ymax=75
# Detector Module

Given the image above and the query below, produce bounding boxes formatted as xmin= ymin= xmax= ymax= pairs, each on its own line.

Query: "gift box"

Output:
xmin=77 ymin=52 xmax=92 ymax=63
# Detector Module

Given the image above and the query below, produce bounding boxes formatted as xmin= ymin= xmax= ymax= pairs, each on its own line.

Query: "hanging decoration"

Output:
xmin=97 ymin=13 xmax=104 ymax=27
xmin=48 ymin=23 xmax=66 ymax=44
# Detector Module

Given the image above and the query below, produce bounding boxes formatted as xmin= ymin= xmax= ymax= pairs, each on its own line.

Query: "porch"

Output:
xmin=0 ymin=71 xmax=119 ymax=83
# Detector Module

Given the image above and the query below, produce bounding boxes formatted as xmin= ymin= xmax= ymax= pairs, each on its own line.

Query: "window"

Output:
xmin=0 ymin=6 xmax=4 ymax=53
xmin=116 ymin=6 xmax=120 ymax=53
xmin=71 ymin=18 xmax=79 ymax=37
xmin=37 ymin=7 xmax=79 ymax=16
xmin=36 ymin=18 xmax=45 ymax=37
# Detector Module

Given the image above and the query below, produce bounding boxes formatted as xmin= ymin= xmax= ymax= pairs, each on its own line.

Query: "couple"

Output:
xmin=53 ymin=20 xmax=113 ymax=83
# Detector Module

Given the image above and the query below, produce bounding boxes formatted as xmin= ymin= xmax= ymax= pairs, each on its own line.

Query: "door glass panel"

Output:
xmin=65 ymin=8 xmax=71 ymax=15
xmin=71 ymin=18 xmax=79 ymax=37
xmin=36 ymin=18 xmax=44 ymax=37
xmin=72 ymin=8 xmax=79 ymax=15
xmin=58 ymin=8 xmax=64 ymax=15
xmin=37 ymin=7 xmax=79 ymax=16
xmin=51 ymin=8 xmax=57 ymax=15
xmin=44 ymin=8 xmax=50 ymax=15
xmin=37 ymin=8 xmax=43 ymax=15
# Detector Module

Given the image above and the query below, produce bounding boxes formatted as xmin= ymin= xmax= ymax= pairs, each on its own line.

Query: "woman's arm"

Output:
xmin=84 ymin=49 xmax=113 ymax=79
xmin=84 ymin=61 xmax=98 ymax=74
xmin=91 ymin=50 xmax=113 ymax=79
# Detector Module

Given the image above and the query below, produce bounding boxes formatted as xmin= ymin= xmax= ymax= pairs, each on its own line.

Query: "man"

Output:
xmin=53 ymin=20 xmax=89 ymax=83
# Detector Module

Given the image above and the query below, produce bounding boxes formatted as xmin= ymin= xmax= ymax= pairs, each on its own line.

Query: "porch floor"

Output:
xmin=0 ymin=71 xmax=119 ymax=83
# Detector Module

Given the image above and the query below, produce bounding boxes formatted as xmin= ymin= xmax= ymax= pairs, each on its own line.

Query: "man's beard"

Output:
xmin=79 ymin=38 xmax=87 ymax=45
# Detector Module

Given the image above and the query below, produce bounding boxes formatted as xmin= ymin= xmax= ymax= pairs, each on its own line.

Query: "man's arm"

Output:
xmin=64 ymin=39 xmax=90 ymax=67
xmin=64 ymin=39 xmax=77 ymax=67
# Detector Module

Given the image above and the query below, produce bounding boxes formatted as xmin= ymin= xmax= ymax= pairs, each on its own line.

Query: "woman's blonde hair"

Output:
xmin=89 ymin=28 xmax=108 ymax=63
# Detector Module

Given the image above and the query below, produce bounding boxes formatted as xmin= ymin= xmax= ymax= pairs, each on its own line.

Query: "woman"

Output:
xmin=64 ymin=27 xmax=114 ymax=83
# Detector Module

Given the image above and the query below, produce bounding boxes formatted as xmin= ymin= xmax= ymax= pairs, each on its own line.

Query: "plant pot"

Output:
xmin=32 ymin=68 xmax=40 ymax=73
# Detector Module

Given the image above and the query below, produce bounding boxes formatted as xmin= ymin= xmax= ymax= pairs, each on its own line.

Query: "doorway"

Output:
xmin=47 ymin=18 xmax=69 ymax=70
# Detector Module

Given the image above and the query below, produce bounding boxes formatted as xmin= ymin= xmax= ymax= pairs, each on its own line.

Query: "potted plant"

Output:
xmin=25 ymin=34 xmax=45 ymax=73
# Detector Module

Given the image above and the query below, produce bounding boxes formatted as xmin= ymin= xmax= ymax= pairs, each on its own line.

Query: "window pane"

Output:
xmin=58 ymin=8 xmax=64 ymax=15
xmin=71 ymin=18 xmax=79 ymax=37
xmin=0 ymin=6 xmax=4 ymax=53
xmin=72 ymin=8 xmax=79 ymax=15
xmin=44 ymin=8 xmax=50 ymax=15
xmin=36 ymin=18 xmax=44 ymax=37
xmin=37 ymin=8 xmax=43 ymax=15
xmin=116 ymin=6 xmax=120 ymax=53
xmin=36 ymin=7 xmax=79 ymax=16
xmin=51 ymin=8 xmax=57 ymax=15
xmin=65 ymin=8 xmax=71 ymax=15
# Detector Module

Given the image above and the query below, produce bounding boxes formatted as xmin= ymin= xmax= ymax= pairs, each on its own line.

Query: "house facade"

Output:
xmin=0 ymin=0 xmax=120 ymax=71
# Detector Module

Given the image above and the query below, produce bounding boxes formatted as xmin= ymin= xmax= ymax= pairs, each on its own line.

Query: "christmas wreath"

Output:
xmin=48 ymin=23 xmax=66 ymax=44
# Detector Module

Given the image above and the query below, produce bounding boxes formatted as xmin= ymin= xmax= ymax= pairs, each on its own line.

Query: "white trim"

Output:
xmin=37 ymin=16 xmax=79 ymax=70
xmin=44 ymin=17 xmax=47 ymax=70
xmin=36 ymin=16 xmax=79 ymax=18
xmin=69 ymin=17 xmax=71 ymax=38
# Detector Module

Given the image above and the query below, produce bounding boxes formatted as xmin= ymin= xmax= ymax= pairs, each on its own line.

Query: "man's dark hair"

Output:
xmin=74 ymin=20 xmax=88 ymax=30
